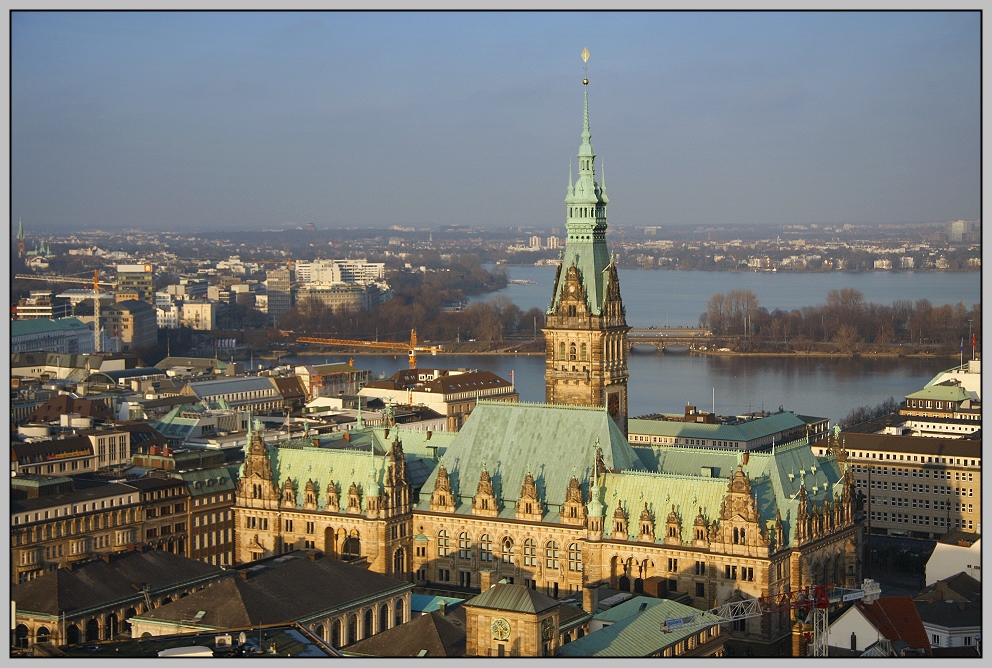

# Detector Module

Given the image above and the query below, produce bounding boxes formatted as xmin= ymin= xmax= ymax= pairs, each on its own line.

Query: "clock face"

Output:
xmin=608 ymin=393 xmax=620 ymax=418
xmin=491 ymin=618 xmax=510 ymax=641
xmin=541 ymin=617 xmax=555 ymax=641
xmin=568 ymin=284 xmax=576 ymax=294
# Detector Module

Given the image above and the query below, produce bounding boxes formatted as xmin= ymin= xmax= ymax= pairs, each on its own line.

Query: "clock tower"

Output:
xmin=543 ymin=49 xmax=630 ymax=434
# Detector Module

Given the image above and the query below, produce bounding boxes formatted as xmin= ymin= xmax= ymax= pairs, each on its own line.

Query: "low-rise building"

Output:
xmin=127 ymin=550 xmax=413 ymax=649
xmin=360 ymin=368 xmax=518 ymax=432
xmin=924 ymin=532 xmax=981 ymax=585
xmin=11 ymin=317 xmax=94 ymax=355
xmin=11 ymin=547 xmax=228 ymax=647
xmin=628 ymin=407 xmax=828 ymax=452
xmin=913 ymin=572 xmax=981 ymax=651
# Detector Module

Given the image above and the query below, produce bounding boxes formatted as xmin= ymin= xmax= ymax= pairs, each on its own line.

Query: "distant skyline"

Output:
xmin=11 ymin=11 xmax=981 ymax=233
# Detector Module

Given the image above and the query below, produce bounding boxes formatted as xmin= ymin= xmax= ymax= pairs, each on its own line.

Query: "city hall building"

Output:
xmin=233 ymin=66 xmax=864 ymax=657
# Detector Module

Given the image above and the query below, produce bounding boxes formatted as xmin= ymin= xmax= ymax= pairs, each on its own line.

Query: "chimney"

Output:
xmin=437 ymin=600 xmax=447 ymax=617
xmin=101 ymin=553 xmax=112 ymax=563
xmin=343 ymin=432 xmax=350 ymax=442
xmin=583 ymin=584 xmax=599 ymax=614
xmin=239 ymin=570 xmax=250 ymax=580
xmin=479 ymin=569 xmax=494 ymax=591
xmin=308 ymin=551 xmax=320 ymax=561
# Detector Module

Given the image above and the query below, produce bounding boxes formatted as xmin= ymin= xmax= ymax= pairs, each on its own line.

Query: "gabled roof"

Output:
xmin=187 ymin=376 xmax=279 ymax=397
xmin=11 ymin=549 xmax=226 ymax=616
xmin=915 ymin=571 xmax=981 ymax=604
xmin=464 ymin=583 xmax=559 ymax=615
xmin=905 ymin=384 xmax=972 ymax=403
xmin=857 ymin=597 xmax=931 ymax=652
xmin=12 ymin=434 xmax=94 ymax=465
xmin=131 ymin=552 xmax=411 ymax=629
xmin=914 ymin=599 xmax=981 ymax=630
xmin=347 ymin=607 xmax=466 ymax=657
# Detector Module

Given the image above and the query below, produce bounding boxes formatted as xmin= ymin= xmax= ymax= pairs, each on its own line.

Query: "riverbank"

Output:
xmin=284 ymin=347 xmax=957 ymax=360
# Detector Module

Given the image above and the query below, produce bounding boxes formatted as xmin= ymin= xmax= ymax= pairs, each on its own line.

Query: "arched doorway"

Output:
xmin=618 ymin=576 xmax=631 ymax=592
xmin=36 ymin=626 xmax=50 ymax=644
xmin=314 ymin=624 xmax=324 ymax=641
xmin=66 ymin=624 xmax=81 ymax=645
xmin=107 ymin=613 xmax=120 ymax=638
xmin=394 ymin=600 xmax=403 ymax=627
xmin=634 ymin=578 xmax=644 ymax=594
xmin=14 ymin=624 xmax=29 ymax=648
xmin=324 ymin=527 xmax=336 ymax=557
xmin=85 ymin=618 xmax=100 ymax=642
xmin=123 ymin=608 xmax=137 ymax=633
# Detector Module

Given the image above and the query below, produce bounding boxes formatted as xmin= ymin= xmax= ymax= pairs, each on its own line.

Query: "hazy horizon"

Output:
xmin=11 ymin=11 xmax=981 ymax=233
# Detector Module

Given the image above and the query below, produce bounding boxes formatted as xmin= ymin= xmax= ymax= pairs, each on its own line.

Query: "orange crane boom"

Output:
xmin=297 ymin=328 xmax=442 ymax=369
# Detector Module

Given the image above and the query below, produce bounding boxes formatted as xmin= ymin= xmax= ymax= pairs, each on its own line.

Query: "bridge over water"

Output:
xmin=627 ymin=327 xmax=718 ymax=351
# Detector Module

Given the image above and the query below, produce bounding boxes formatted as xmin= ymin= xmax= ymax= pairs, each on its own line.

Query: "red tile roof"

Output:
xmin=858 ymin=596 xmax=932 ymax=653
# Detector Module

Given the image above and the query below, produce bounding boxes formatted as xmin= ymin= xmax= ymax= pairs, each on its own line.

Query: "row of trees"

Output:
xmin=276 ymin=256 xmax=546 ymax=349
xmin=702 ymin=288 xmax=981 ymax=353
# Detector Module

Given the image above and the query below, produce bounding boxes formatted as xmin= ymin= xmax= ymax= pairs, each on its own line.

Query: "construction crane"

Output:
xmin=14 ymin=273 xmax=114 ymax=286
xmin=297 ymin=328 xmax=442 ymax=369
xmin=659 ymin=579 xmax=881 ymax=658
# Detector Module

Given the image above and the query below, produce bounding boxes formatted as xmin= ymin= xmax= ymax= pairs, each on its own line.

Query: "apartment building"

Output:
xmin=823 ymin=433 xmax=980 ymax=540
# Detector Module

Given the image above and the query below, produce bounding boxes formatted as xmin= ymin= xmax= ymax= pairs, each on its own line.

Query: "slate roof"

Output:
xmin=557 ymin=597 xmax=722 ymax=657
xmin=464 ymin=583 xmax=559 ymax=615
xmin=857 ymin=597 xmax=932 ymax=653
xmin=839 ymin=432 xmax=981 ymax=458
xmin=915 ymin=572 xmax=981 ymax=603
xmin=11 ymin=549 xmax=227 ymax=616
xmin=130 ymin=552 xmax=411 ymax=629
xmin=187 ymin=376 xmax=279 ymax=397
xmin=914 ymin=599 xmax=981 ymax=630
xmin=12 ymin=434 xmax=94 ymax=466
xmin=11 ymin=481 xmax=139 ymax=517
xmin=346 ymin=606 xmax=466 ymax=657
xmin=414 ymin=401 xmax=644 ymax=514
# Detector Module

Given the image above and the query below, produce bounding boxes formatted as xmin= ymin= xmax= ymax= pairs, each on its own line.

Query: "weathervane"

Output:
xmin=581 ymin=47 xmax=590 ymax=85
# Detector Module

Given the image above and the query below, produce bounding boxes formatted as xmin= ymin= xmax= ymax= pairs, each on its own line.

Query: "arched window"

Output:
xmin=569 ymin=343 xmax=577 ymax=361
xmin=523 ymin=539 xmax=537 ymax=566
xmin=347 ymin=614 xmax=357 ymax=644
xmin=363 ymin=608 xmax=373 ymax=638
xmin=559 ymin=342 xmax=566 ymax=360
xmin=379 ymin=604 xmax=389 ymax=633
xmin=501 ymin=537 xmax=514 ymax=564
xmin=393 ymin=547 xmax=405 ymax=573
xmin=394 ymin=599 xmax=404 ymax=627
xmin=458 ymin=532 xmax=471 ymax=559
xmin=480 ymin=534 xmax=493 ymax=562
xmin=580 ymin=343 xmax=587 ymax=361
xmin=568 ymin=543 xmax=582 ymax=572
xmin=545 ymin=541 xmax=559 ymax=569
xmin=331 ymin=620 xmax=341 ymax=646
xmin=437 ymin=530 xmax=450 ymax=557
xmin=343 ymin=531 xmax=361 ymax=559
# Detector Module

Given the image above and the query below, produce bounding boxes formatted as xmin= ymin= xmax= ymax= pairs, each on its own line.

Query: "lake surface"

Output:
xmin=473 ymin=266 xmax=981 ymax=328
xmin=272 ymin=352 xmax=954 ymax=427
xmin=269 ymin=266 xmax=976 ymax=427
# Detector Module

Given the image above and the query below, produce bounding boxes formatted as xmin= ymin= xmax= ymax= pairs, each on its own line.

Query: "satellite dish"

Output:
xmin=238 ymin=632 xmax=247 ymax=645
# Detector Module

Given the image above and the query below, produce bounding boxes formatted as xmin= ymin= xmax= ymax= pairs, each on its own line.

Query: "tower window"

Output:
xmin=580 ymin=343 xmax=587 ymax=361
xmin=569 ymin=343 xmax=577 ymax=361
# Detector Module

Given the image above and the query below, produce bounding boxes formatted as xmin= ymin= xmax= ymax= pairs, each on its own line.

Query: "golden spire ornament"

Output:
xmin=581 ymin=47 xmax=590 ymax=85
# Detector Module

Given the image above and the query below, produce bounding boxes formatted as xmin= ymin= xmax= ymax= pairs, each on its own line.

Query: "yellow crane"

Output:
xmin=297 ymin=328 xmax=442 ymax=369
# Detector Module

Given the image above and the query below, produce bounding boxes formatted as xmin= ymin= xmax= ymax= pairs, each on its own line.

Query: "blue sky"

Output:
xmin=10 ymin=11 xmax=981 ymax=232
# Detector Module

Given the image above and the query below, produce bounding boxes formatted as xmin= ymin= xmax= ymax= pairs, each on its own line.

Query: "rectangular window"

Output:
xmin=668 ymin=558 xmax=678 ymax=572
xmin=306 ymin=521 xmax=315 ymax=534
xmin=695 ymin=582 xmax=705 ymax=598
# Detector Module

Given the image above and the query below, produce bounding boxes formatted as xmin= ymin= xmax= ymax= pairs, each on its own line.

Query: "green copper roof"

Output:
xmin=905 ymin=384 xmax=971 ymax=403
xmin=465 ymin=582 xmax=559 ymax=614
xmin=557 ymin=597 xmax=723 ymax=657
xmin=414 ymin=401 xmax=644 ymax=515
xmin=630 ymin=412 xmax=808 ymax=443
xmin=549 ymin=77 xmax=613 ymax=317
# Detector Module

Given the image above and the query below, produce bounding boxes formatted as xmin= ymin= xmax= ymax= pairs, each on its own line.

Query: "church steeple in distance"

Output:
xmin=543 ymin=48 xmax=631 ymax=434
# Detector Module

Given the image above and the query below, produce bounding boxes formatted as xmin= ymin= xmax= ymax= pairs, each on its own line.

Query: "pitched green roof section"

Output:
xmin=415 ymin=402 xmax=644 ymax=515
xmin=465 ymin=582 xmax=558 ymax=614
xmin=905 ymin=385 xmax=971 ymax=403
xmin=597 ymin=470 xmax=727 ymax=544
xmin=557 ymin=597 xmax=722 ymax=657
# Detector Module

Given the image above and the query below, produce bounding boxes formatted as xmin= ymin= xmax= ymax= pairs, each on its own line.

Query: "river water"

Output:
xmin=273 ymin=267 xmax=978 ymax=427
xmin=472 ymin=265 xmax=981 ymax=328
